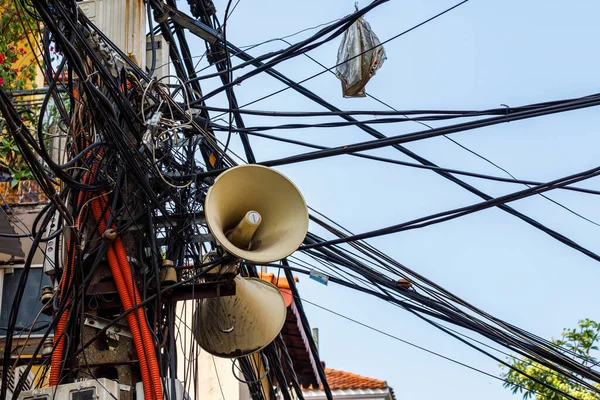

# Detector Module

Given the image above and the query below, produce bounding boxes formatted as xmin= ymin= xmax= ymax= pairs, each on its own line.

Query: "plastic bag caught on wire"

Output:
xmin=335 ymin=11 xmax=386 ymax=98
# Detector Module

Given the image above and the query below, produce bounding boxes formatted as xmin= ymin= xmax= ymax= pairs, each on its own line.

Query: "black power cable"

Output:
xmin=218 ymin=127 xmax=600 ymax=196
xmin=177 ymin=11 xmax=600 ymax=267
xmin=8 ymin=0 xmax=600 ymax=398
xmin=282 ymin=260 xmax=334 ymax=400
xmin=300 ymin=164 xmax=600 ymax=253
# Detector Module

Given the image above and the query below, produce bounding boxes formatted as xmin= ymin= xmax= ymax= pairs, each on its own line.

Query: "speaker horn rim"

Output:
xmin=205 ymin=165 xmax=308 ymax=262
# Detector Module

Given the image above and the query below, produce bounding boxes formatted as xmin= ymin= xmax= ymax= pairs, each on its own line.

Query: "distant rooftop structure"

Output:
xmin=303 ymin=368 xmax=396 ymax=400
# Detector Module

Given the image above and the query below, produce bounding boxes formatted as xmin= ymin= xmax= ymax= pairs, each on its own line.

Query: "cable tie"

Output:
xmin=500 ymin=104 xmax=510 ymax=122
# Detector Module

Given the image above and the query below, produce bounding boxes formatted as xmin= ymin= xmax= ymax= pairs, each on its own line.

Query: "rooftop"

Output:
xmin=319 ymin=368 xmax=388 ymax=390
xmin=303 ymin=368 xmax=396 ymax=400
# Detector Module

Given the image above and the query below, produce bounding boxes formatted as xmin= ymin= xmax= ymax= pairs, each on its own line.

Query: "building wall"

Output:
xmin=302 ymin=388 xmax=394 ymax=400
xmin=196 ymin=351 xmax=251 ymax=400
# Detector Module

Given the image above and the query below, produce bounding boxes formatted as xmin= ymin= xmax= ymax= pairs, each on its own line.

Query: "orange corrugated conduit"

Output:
xmin=91 ymin=194 xmax=162 ymax=400
xmin=113 ymin=237 xmax=163 ymax=400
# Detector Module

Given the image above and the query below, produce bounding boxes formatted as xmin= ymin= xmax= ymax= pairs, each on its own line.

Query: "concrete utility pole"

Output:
xmin=70 ymin=2 xmax=148 ymax=399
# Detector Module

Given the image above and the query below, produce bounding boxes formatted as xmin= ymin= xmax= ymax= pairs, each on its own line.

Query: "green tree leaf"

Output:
xmin=500 ymin=319 xmax=600 ymax=400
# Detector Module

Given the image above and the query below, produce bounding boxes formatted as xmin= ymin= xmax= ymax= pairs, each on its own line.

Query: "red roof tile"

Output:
xmin=308 ymin=368 xmax=389 ymax=391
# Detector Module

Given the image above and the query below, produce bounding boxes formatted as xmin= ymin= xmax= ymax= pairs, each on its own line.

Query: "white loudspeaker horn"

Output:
xmin=204 ymin=165 xmax=309 ymax=263
xmin=194 ymin=276 xmax=287 ymax=358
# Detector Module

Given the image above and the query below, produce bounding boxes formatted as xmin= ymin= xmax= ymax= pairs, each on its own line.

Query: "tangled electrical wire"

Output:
xmin=0 ymin=0 xmax=599 ymax=399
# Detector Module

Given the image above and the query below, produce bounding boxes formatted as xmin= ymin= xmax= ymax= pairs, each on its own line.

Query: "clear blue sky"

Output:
xmin=185 ymin=1 xmax=600 ymax=398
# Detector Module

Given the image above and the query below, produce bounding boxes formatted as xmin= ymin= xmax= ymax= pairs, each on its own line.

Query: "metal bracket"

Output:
xmin=43 ymin=211 xmax=60 ymax=276
xmin=84 ymin=315 xmax=133 ymax=339
xmin=160 ymin=4 xmax=221 ymax=44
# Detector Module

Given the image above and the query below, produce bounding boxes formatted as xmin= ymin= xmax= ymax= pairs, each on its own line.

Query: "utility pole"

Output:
xmin=70 ymin=3 xmax=147 ymax=399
